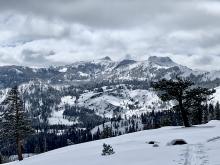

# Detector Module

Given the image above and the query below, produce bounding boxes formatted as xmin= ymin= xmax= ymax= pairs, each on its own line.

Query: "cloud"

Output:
xmin=21 ymin=49 xmax=55 ymax=65
xmin=0 ymin=0 xmax=220 ymax=70
xmin=193 ymin=55 xmax=213 ymax=65
xmin=0 ymin=0 xmax=175 ymax=28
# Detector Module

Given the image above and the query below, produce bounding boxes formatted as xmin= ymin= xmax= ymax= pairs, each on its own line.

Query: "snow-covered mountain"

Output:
xmin=0 ymin=56 xmax=220 ymax=126
xmin=49 ymin=56 xmax=218 ymax=83
xmin=6 ymin=120 xmax=220 ymax=165
xmin=0 ymin=56 xmax=219 ymax=88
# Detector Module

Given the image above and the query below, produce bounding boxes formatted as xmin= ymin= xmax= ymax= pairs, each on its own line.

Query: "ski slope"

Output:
xmin=6 ymin=121 xmax=220 ymax=165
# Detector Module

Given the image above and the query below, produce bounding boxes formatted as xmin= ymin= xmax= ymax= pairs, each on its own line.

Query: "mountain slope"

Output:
xmin=6 ymin=120 xmax=220 ymax=165
xmin=0 ymin=56 xmax=219 ymax=88
xmin=0 ymin=56 xmax=220 ymax=126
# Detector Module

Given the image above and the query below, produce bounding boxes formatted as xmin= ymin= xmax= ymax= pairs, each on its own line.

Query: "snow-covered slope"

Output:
xmin=48 ymin=95 xmax=77 ymax=125
xmin=1 ymin=56 xmax=218 ymax=88
xmin=7 ymin=120 xmax=220 ymax=165
xmin=213 ymin=86 xmax=220 ymax=103
xmin=78 ymin=88 xmax=170 ymax=118
xmin=202 ymin=70 xmax=220 ymax=81
xmin=1 ymin=56 xmax=220 ymax=126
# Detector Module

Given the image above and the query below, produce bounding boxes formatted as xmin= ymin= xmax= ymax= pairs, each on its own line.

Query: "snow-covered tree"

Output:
xmin=0 ymin=86 xmax=34 ymax=161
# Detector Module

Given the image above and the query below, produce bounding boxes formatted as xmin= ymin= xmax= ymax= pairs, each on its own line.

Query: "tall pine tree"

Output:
xmin=0 ymin=86 xmax=34 ymax=161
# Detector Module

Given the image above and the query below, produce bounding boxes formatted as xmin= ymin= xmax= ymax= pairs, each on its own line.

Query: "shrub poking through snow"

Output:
xmin=167 ymin=139 xmax=187 ymax=146
xmin=102 ymin=143 xmax=115 ymax=156
xmin=153 ymin=144 xmax=159 ymax=147
xmin=147 ymin=141 xmax=158 ymax=144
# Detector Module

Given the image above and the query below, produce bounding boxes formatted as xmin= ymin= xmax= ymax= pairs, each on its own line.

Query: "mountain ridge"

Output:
xmin=0 ymin=56 xmax=220 ymax=126
xmin=1 ymin=55 xmax=217 ymax=88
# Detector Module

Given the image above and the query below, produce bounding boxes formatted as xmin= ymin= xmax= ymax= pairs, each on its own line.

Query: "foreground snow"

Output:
xmin=7 ymin=121 xmax=220 ymax=165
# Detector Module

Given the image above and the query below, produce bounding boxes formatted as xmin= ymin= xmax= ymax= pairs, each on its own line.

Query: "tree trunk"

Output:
xmin=179 ymin=97 xmax=191 ymax=127
xmin=16 ymin=137 xmax=23 ymax=161
xmin=43 ymin=131 xmax=47 ymax=152
xmin=15 ymin=91 xmax=23 ymax=161
xmin=0 ymin=153 xmax=2 ymax=164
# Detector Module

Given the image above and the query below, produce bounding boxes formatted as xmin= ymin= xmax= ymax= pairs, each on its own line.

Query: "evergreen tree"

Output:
xmin=152 ymin=77 xmax=215 ymax=127
xmin=94 ymin=127 xmax=101 ymax=140
xmin=202 ymin=104 xmax=209 ymax=124
xmin=185 ymin=87 xmax=215 ymax=124
xmin=101 ymin=143 xmax=115 ymax=156
xmin=0 ymin=86 xmax=34 ymax=161
xmin=209 ymin=104 xmax=215 ymax=120
xmin=215 ymin=102 xmax=220 ymax=120
xmin=0 ymin=152 xmax=2 ymax=164
xmin=152 ymin=77 xmax=193 ymax=127
xmin=101 ymin=126 xmax=113 ymax=139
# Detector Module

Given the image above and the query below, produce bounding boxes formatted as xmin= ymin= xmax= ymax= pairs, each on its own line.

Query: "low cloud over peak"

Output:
xmin=0 ymin=0 xmax=220 ymax=70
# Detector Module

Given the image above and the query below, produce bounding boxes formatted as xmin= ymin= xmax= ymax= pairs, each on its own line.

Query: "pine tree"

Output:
xmin=34 ymin=144 xmax=41 ymax=154
xmin=208 ymin=104 xmax=215 ymax=121
xmin=215 ymin=102 xmax=220 ymax=120
xmin=94 ymin=127 xmax=101 ymax=140
xmin=0 ymin=86 xmax=34 ymax=161
xmin=152 ymin=77 xmax=215 ymax=127
xmin=101 ymin=126 xmax=113 ymax=139
xmin=185 ymin=88 xmax=215 ymax=124
xmin=152 ymin=77 xmax=193 ymax=127
xmin=202 ymin=104 xmax=209 ymax=124
xmin=101 ymin=143 xmax=115 ymax=156
xmin=0 ymin=152 xmax=2 ymax=164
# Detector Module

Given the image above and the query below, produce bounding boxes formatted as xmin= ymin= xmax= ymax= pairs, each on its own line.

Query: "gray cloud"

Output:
xmin=0 ymin=0 xmax=220 ymax=70
xmin=21 ymin=49 xmax=56 ymax=66
xmin=0 ymin=0 xmax=176 ymax=28
xmin=193 ymin=55 xmax=214 ymax=66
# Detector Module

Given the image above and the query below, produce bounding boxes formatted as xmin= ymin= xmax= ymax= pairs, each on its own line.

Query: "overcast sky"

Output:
xmin=0 ymin=0 xmax=220 ymax=70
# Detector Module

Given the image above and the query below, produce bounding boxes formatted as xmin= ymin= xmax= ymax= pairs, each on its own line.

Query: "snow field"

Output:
xmin=6 ymin=120 xmax=220 ymax=165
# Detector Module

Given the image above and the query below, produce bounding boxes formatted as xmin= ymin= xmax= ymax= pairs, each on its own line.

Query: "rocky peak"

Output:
xmin=148 ymin=56 xmax=176 ymax=66
xmin=100 ymin=56 xmax=112 ymax=61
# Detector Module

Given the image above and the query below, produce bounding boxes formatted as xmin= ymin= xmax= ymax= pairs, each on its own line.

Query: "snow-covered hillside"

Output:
xmin=0 ymin=56 xmax=219 ymax=89
xmin=78 ymin=87 xmax=170 ymax=118
xmin=0 ymin=82 xmax=171 ymax=126
xmin=0 ymin=56 xmax=220 ymax=127
xmin=213 ymin=86 xmax=220 ymax=103
xmin=7 ymin=121 xmax=220 ymax=165
xmin=48 ymin=96 xmax=77 ymax=125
